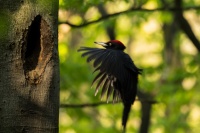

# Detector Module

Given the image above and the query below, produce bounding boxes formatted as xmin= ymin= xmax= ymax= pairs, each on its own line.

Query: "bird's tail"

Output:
xmin=122 ymin=104 xmax=131 ymax=132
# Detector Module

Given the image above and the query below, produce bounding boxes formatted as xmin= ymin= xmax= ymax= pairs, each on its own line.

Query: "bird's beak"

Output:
xmin=94 ymin=42 xmax=107 ymax=46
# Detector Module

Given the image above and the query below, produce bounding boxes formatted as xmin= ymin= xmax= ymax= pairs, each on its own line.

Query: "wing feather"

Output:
xmin=78 ymin=47 xmax=141 ymax=103
xmin=95 ymin=73 xmax=107 ymax=96
xmin=101 ymin=79 xmax=110 ymax=100
xmin=106 ymin=83 xmax=113 ymax=102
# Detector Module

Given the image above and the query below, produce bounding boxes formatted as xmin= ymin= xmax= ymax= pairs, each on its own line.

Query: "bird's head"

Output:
xmin=94 ymin=40 xmax=126 ymax=50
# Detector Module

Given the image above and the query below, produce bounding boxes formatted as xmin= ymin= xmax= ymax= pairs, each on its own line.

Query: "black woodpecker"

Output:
xmin=78 ymin=40 xmax=142 ymax=132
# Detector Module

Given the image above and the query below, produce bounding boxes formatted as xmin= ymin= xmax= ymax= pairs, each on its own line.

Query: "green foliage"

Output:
xmin=59 ymin=0 xmax=109 ymax=13
xmin=59 ymin=0 xmax=200 ymax=133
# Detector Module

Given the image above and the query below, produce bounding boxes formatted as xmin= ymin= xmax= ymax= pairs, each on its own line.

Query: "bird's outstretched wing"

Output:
xmin=78 ymin=47 xmax=141 ymax=104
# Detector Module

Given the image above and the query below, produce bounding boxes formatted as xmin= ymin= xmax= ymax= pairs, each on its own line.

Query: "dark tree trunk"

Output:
xmin=0 ymin=0 xmax=59 ymax=133
xmin=138 ymin=91 xmax=153 ymax=133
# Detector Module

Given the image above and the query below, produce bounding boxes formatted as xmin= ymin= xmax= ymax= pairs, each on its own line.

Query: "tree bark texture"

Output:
xmin=0 ymin=0 xmax=59 ymax=133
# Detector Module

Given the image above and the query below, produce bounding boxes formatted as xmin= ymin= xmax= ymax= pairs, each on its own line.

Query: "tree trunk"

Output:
xmin=0 ymin=0 xmax=59 ymax=133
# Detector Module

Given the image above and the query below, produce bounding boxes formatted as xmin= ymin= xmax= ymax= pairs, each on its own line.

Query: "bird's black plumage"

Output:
xmin=78 ymin=40 xmax=141 ymax=131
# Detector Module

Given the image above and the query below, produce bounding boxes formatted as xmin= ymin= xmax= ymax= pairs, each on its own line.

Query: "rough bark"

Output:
xmin=0 ymin=0 xmax=59 ymax=133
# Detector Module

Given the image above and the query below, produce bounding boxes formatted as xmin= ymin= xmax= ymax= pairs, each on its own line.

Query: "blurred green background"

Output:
xmin=58 ymin=0 xmax=200 ymax=133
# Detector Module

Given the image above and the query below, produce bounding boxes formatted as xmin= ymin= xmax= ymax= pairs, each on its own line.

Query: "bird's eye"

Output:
xmin=109 ymin=43 xmax=112 ymax=46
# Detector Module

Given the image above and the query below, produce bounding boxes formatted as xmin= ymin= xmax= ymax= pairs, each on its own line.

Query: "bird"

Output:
xmin=78 ymin=40 xmax=142 ymax=132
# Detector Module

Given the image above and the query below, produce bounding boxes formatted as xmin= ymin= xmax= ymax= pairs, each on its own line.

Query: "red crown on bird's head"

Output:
xmin=94 ymin=40 xmax=126 ymax=50
xmin=108 ymin=40 xmax=125 ymax=47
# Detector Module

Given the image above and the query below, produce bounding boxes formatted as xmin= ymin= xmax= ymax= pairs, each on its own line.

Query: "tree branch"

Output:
xmin=174 ymin=0 xmax=200 ymax=52
xmin=60 ymin=98 xmax=157 ymax=108
xmin=97 ymin=4 xmax=116 ymax=40
xmin=59 ymin=6 xmax=200 ymax=28
xmin=60 ymin=101 xmax=111 ymax=108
